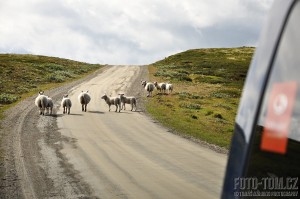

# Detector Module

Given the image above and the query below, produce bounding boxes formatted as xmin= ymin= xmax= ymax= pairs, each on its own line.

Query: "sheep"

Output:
xmin=101 ymin=94 xmax=121 ymax=112
xmin=34 ymin=91 xmax=48 ymax=115
xmin=61 ymin=95 xmax=72 ymax=114
xmin=119 ymin=94 xmax=136 ymax=111
xmin=78 ymin=91 xmax=91 ymax=112
xmin=46 ymin=96 xmax=54 ymax=115
xmin=166 ymin=83 xmax=173 ymax=94
xmin=141 ymin=80 xmax=155 ymax=97
xmin=154 ymin=82 xmax=166 ymax=93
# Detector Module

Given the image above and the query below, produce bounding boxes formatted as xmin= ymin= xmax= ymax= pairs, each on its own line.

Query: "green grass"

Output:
xmin=147 ymin=47 xmax=255 ymax=149
xmin=0 ymin=54 xmax=102 ymax=111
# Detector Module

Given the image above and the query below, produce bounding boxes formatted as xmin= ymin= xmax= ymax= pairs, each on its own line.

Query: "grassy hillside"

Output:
xmin=0 ymin=54 xmax=103 ymax=118
xmin=147 ymin=47 xmax=255 ymax=149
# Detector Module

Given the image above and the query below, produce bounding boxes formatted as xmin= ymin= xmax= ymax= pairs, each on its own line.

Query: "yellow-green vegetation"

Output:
xmin=0 ymin=54 xmax=103 ymax=118
xmin=147 ymin=47 xmax=255 ymax=149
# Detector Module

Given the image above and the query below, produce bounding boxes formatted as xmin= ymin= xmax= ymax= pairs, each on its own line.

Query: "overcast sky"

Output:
xmin=0 ymin=0 xmax=273 ymax=65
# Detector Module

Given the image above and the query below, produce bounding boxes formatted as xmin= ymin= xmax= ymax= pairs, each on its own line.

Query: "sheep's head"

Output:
xmin=154 ymin=82 xmax=158 ymax=86
xmin=39 ymin=91 xmax=44 ymax=95
xmin=141 ymin=81 xmax=147 ymax=87
xmin=101 ymin=94 xmax=107 ymax=100
xmin=118 ymin=94 xmax=125 ymax=99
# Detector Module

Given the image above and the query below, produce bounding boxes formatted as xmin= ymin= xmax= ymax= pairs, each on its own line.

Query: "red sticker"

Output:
xmin=261 ymin=81 xmax=297 ymax=154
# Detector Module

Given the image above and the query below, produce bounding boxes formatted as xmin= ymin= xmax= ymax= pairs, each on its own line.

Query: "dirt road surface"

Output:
xmin=0 ymin=65 xmax=227 ymax=199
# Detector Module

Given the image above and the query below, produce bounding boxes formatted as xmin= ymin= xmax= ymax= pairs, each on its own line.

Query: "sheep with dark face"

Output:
xmin=101 ymin=94 xmax=121 ymax=112
xmin=78 ymin=91 xmax=91 ymax=112
xmin=141 ymin=80 xmax=155 ymax=97
xmin=34 ymin=91 xmax=48 ymax=115
xmin=154 ymin=82 xmax=166 ymax=93
xmin=119 ymin=94 xmax=136 ymax=111
xmin=46 ymin=96 xmax=54 ymax=115
xmin=61 ymin=95 xmax=72 ymax=114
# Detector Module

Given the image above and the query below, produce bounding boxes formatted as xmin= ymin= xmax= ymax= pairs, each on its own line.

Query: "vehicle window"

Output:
xmin=244 ymin=0 xmax=300 ymax=195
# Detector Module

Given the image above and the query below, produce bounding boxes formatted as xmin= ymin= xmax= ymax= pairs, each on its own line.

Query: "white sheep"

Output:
xmin=34 ymin=91 xmax=48 ymax=115
xmin=141 ymin=80 xmax=155 ymax=97
xmin=101 ymin=94 xmax=121 ymax=112
xmin=61 ymin=95 xmax=72 ymax=114
xmin=46 ymin=96 xmax=54 ymax=115
xmin=119 ymin=94 xmax=136 ymax=111
xmin=154 ymin=82 xmax=166 ymax=93
xmin=166 ymin=83 xmax=173 ymax=94
xmin=78 ymin=91 xmax=91 ymax=112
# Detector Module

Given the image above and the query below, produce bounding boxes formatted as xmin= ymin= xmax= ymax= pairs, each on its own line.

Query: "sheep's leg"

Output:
xmin=109 ymin=105 xmax=111 ymax=112
xmin=68 ymin=108 xmax=70 ymax=114
xmin=81 ymin=104 xmax=84 ymax=111
xmin=115 ymin=105 xmax=118 ymax=112
xmin=84 ymin=104 xmax=87 ymax=112
xmin=134 ymin=102 xmax=137 ymax=111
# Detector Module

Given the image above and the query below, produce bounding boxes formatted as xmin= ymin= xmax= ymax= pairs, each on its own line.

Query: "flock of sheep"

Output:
xmin=34 ymin=80 xmax=173 ymax=115
xmin=141 ymin=80 xmax=173 ymax=97
xmin=34 ymin=91 xmax=137 ymax=115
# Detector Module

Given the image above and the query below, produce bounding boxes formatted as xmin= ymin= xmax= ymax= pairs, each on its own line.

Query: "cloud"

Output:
xmin=0 ymin=0 xmax=273 ymax=64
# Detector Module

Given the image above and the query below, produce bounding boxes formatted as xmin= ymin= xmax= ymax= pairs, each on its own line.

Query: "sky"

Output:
xmin=0 ymin=0 xmax=274 ymax=65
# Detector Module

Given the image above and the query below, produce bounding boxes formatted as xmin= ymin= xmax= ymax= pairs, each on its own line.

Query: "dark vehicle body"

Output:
xmin=222 ymin=0 xmax=300 ymax=198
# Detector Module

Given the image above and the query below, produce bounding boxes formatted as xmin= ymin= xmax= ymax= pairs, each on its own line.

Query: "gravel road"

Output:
xmin=0 ymin=65 xmax=227 ymax=199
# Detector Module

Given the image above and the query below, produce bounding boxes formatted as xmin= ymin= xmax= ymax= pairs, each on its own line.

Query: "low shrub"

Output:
xmin=195 ymin=75 xmax=226 ymax=84
xmin=46 ymin=73 xmax=65 ymax=82
xmin=179 ymin=102 xmax=201 ymax=110
xmin=0 ymin=94 xmax=19 ymax=104
xmin=205 ymin=110 xmax=214 ymax=116
xmin=191 ymin=115 xmax=198 ymax=119
xmin=46 ymin=71 xmax=75 ymax=82
xmin=214 ymin=113 xmax=223 ymax=119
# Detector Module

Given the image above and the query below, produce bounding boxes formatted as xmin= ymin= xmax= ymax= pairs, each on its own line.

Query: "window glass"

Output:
xmin=245 ymin=0 xmax=300 ymax=192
